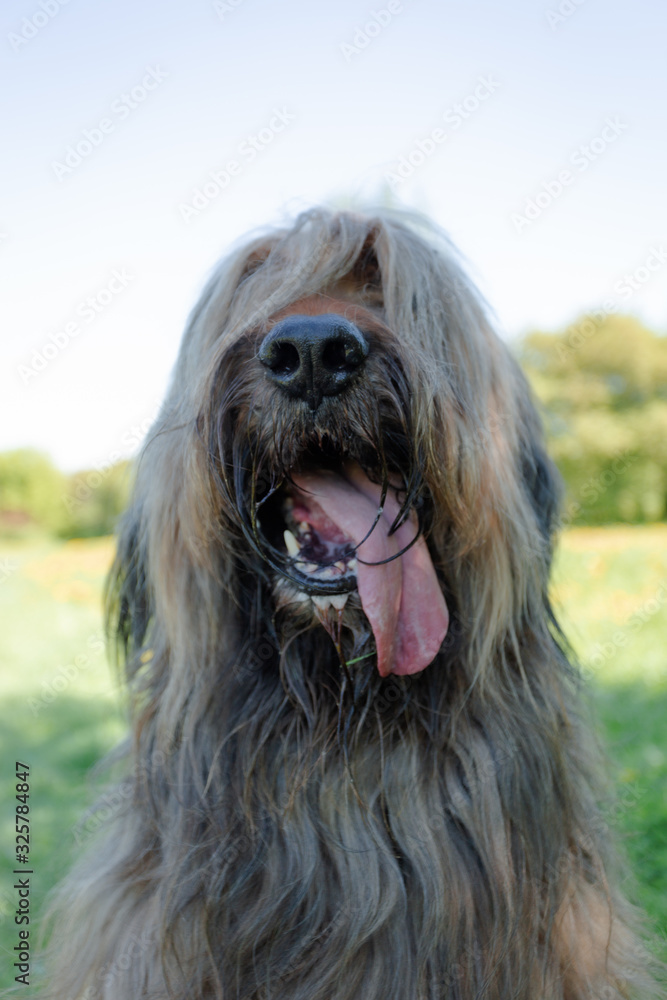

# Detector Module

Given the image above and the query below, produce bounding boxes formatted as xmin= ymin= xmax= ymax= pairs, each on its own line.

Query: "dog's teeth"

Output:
xmin=304 ymin=562 xmax=319 ymax=574
xmin=312 ymin=595 xmax=331 ymax=611
xmin=330 ymin=593 xmax=348 ymax=610
xmin=348 ymin=558 xmax=357 ymax=572
xmin=296 ymin=590 xmax=310 ymax=603
xmin=334 ymin=560 xmax=346 ymax=571
xmin=284 ymin=529 xmax=300 ymax=557
xmin=299 ymin=521 xmax=309 ymax=533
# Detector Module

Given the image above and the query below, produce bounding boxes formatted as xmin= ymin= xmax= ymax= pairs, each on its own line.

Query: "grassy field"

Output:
xmin=0 ymin=528 xmax=666 ymax=988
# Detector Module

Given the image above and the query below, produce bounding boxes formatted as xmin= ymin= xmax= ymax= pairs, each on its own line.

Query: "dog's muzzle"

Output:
xmin=258 ymin=314 xmax=369 ymax=411
xmin=254 ymin=311 xmax=449 ymax=677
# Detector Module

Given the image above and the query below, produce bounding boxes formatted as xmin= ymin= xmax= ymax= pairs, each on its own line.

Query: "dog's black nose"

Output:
xmin=258 ymin=314 xmax=369 ymax=411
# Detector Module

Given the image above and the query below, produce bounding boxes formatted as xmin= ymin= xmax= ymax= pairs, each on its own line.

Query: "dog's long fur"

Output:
xmin=44 ymin=209 xmax=661 ymax=999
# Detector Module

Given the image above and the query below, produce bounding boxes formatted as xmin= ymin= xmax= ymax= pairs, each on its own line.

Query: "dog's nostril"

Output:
xmin=263 ymin=340 xmax=300 ymax=377
xmin=321 ymin=338 xmax=350 ymax=373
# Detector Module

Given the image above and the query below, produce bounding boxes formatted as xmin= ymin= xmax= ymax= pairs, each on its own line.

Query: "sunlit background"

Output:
xmin=1 ymin=0 xmax=666 ymax=986
xmin=3 ymin=0 xmax=667 ymax=471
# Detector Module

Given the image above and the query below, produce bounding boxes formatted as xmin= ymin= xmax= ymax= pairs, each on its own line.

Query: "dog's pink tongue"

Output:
xmin=291 ymin=465 xmax=449 ymax=677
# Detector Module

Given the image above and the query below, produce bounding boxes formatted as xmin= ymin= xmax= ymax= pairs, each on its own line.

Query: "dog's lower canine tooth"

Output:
xmin=312 ymin=595 xmax=331 ymax=611
xmin=284 ymin=529 xmax=300 ymax=557
xmin=330 ymin=593 xmax=348 ymax=610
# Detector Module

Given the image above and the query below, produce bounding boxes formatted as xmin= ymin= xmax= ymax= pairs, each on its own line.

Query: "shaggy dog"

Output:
xmin=45 ymin=209 xmax=660 ymax=999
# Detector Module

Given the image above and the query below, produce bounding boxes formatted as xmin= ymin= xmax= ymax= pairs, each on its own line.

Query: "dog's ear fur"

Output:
xmin=333 ymin=232 xmax=383 ymax=307
xmin=105 ymin=507 xmax=151 ymax=669
xmin=522 ymin=438 xmax=562 ymax=548
xmin=515 ymin=372 xmax=563 ymax=552
xmin=350 ymin=233 xmax=381 ymax=288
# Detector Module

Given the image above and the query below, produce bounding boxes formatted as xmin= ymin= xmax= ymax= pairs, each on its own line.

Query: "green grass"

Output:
xmin=0 ymin=528 xmax=666 ymax=988
xmin=0 ymin=537 xmax=125 ymax=990
xmin=551 ymin=525 xmax=667 ymax=942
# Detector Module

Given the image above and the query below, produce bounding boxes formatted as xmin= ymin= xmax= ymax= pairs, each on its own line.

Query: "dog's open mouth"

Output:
xmin=282 ymin=490 xmax=358 ymax=604
xmin=257 ymin=460 xmax=449 ymax=677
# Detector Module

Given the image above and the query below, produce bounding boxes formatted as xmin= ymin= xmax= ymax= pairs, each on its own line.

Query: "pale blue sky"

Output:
xmin=2 ymin=0 xmax=666 ymax=470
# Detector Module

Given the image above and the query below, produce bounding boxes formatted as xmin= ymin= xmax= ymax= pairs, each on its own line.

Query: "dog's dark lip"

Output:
xmin=286 ymin=565 xmax=357 ymax=596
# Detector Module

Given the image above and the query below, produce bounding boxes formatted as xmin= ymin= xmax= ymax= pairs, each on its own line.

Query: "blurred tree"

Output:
xmin=0 ymin=449 xmax=68 ymax=534
xmin=518 ymin=314 xmax=667 ymax=525
xmin=0 ymin=450 xmax=132 ymax=537
xmin=61 ymin=461 xmax=132 ymax=537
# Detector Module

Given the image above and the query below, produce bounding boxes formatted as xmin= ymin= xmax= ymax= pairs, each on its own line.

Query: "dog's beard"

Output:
xmin=231 ymin=419 xmax=449 ymax=680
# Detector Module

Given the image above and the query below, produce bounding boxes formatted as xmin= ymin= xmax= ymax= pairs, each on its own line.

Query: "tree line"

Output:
xmin=2 ymin=312 xmax=666 ymax=537
xmin=0 ymin=450 xmax=131 ymax=538
xmin=519 ymin=312 xmax=667 ymax=525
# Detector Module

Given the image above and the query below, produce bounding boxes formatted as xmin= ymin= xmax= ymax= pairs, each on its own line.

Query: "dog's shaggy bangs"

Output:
xmin=41 ymin=209 xmax=662 ymax=1000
